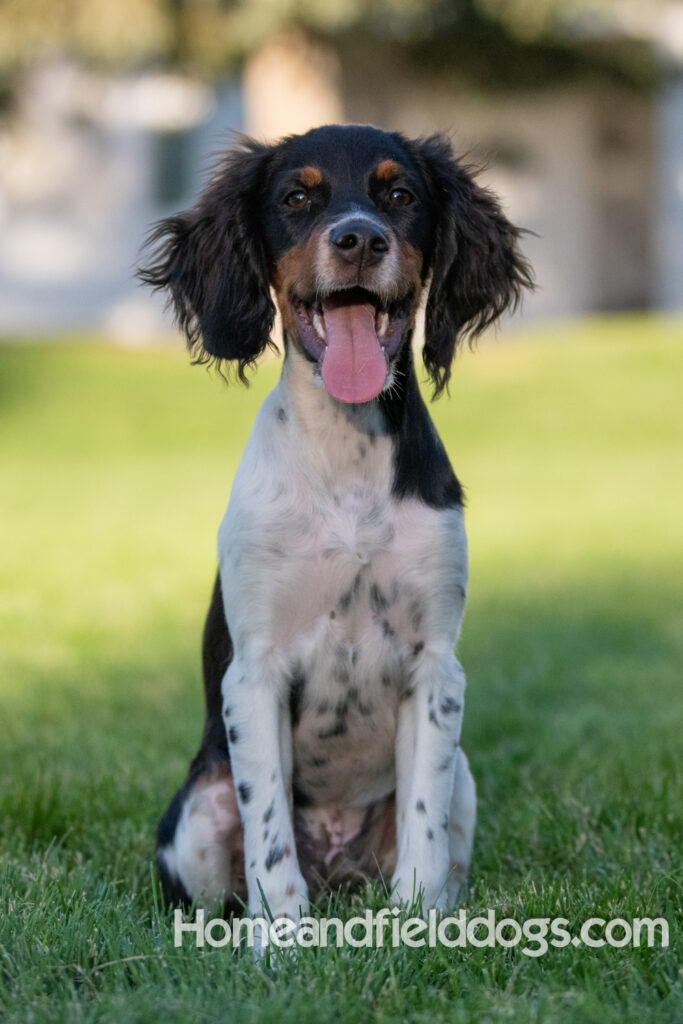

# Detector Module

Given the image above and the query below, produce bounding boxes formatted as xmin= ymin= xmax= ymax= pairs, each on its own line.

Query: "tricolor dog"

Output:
xmin=139 ymin=124 xmax=533 ymax=926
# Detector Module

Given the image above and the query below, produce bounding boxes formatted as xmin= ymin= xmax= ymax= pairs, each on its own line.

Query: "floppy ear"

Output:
xmin=138 ymin=138 xmax=276 ymax=381
xmin=414 ymin=134 xmax=534 ymax=395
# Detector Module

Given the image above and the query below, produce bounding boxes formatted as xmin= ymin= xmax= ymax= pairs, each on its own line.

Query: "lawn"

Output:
xmin=0 ymin=317 xmax=681 ymax=1023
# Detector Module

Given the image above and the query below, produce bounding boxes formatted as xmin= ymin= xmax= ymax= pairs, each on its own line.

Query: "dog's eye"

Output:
xmin=390 ymin=188 xmax=413 ymax=206
xmin=285 ymin=190 xmax=309 ymax=209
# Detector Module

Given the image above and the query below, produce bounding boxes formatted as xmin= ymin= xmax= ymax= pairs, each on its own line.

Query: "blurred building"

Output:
xmin=0 ymin=10 xmax=682 ymax=339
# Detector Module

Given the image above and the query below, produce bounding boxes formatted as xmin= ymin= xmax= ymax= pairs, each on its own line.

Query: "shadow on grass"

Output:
xmin=2 ymin=572 xmax=680 ymax=880
xmin=1 ymin=571 xmax=680 ymax=1024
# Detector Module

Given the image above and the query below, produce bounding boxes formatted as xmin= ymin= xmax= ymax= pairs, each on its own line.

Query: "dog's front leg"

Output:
xmin=222 ymin=657 xmax=309 ymax=925
xmin=393 ymin=651 xmax=466 ymax=910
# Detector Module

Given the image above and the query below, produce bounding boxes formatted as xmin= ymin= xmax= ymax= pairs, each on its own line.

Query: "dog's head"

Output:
xmin=139 ymin=124 xmax=533 ymax=401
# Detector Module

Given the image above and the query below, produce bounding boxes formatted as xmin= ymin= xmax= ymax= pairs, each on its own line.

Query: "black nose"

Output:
xmin=330 ymin=219 xmax=390 ymax=264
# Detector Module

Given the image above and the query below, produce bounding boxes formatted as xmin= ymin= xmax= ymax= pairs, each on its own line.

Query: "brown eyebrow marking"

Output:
xmin=299 ymin=166 xmax=323 ymax=187
xmin=375 ymin=159 xmax=400 ymax=181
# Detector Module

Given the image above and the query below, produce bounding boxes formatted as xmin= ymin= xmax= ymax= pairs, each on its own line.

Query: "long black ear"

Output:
xmin=138 ymin=138 xmax=276 ymax=381
xmin=414 ymin=134 xmax=534 ymax=396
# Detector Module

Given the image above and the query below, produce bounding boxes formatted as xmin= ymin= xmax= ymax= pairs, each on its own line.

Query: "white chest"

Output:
xmin=217 ymin=377 xmax=467 ymax=807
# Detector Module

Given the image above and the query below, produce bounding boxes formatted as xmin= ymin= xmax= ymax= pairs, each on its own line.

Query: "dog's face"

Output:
xmin=140 ymin=124 xmax=533 ymax=400
xmin=262 ymin=128 xmax=434 ymax=403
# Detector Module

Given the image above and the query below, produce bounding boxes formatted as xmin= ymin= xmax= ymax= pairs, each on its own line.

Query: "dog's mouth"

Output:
xmin=291 ymin=287 xmax=412 ymax=404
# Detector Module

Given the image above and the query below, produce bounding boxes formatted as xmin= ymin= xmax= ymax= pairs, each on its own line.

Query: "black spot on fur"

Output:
xmin=289 ymin=673 xmax=306 ymax=729
xmin=381 ymin=619 xmax=395 ymax=638
xmin=337 ymin=572 xmax=363 ymax=614
xmin=238 ymin=782 xmax=252 ymax=804
xmin=228 ymin=725 xmax=240 ymax=744
xmin=358 ymin=441 xmax=367 ymax=458
xmin=292 ymin=783 xmax=313 ymax=807
xmin=318 ymin=719 xmax=348 ymax=740
xmin=381 ymin=671 xmax=393 ymax=688
xmin=429 ymin=708 xmax=440 ymax=728
xmin=369 ymin=583 xmax=390 ymax=614
xmin=416 ymin=799 xmax=426 ymax=814
xmin=426 ymin=828 xmax=434 ymax=840
xmin=277 ymin=406 xmax=287 ymax=422
xmin=441 ymin=815 xmax=449 ymax=831
xmin=308 ymin=755 xmax=329 ymax=768
xmin=401 ymin=686 xmax=414 ymax=701
xmin=265 ymin=845 xmax=287 ymax=871
xmin=410 ymin=601 xmax=424 ymax=631
xmin=263 ymin=801 xmax=275 ymax=824
xmin=440 ymin=696 xmax=462 ymax=715
xmin=413 ymin=641 xmax=424 ymax=657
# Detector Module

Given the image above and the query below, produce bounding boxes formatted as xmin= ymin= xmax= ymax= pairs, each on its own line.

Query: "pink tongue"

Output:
xmin=320 ymin=300 xmax=387 ymax=403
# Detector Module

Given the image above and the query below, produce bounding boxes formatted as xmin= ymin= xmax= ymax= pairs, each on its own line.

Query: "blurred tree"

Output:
xmin=0 ymin=0 xmax=667 ymax=80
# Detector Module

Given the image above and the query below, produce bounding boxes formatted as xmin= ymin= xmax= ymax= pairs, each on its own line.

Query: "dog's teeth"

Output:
xmin=313 ymin=313 xmax=326 ymax=340
xmin=377 ymin=312 xmax=389 ymax=338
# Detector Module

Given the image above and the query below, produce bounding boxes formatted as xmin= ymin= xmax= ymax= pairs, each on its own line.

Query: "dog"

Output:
xmin=139 ymin=123 xmax=533 ymax=926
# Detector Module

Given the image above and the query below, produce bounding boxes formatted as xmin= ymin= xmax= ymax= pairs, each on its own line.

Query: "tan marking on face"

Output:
xmin=273 ymin=235 xmax=323 ymax=337
xmin=375 ymin=159 xmax=400 ymax=182
xmin=299 ymin=166 xmax=323 ymax=188
xmin=398 ymin=240 xmax=423 ymax=284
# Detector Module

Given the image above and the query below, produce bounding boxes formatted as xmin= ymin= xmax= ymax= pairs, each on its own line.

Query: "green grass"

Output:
xmin=1 ymin=317 xmax=681 ymax=1023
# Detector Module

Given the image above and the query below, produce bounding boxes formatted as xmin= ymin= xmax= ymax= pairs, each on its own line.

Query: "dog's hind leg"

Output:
xmin=156 ymin=760 xmax=245 ymax=910
xmin=446 ymin=747 xmax=476 ymax=907
xmin=155 ymin=572 xmax=245 ymax=909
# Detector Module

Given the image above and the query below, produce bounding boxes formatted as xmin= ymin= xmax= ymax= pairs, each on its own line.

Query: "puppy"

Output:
xmin=140 ymin=124 xmax=532 ymax=925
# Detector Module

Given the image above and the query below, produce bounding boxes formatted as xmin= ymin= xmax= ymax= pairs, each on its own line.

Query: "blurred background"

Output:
xmin=0 ymin=0 xmax=682 ymax=338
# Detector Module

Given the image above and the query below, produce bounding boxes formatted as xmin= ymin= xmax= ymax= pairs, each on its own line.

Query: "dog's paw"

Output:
xmin=391 ymin=861 xmax=448 ymax=915
xmin=248 ymin=881 xmax=310 ymax=959
xmin=250 ymin=871 xmax=309 ymax=925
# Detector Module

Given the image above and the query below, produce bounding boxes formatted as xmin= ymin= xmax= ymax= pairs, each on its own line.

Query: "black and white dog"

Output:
xmin=140 ymin=124 xmax=532 ymax=926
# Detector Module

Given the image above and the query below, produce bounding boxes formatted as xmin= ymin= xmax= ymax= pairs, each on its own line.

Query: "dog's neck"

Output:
xmin=274 ymin=333 xmax=461 ymax=510
xmin=278 ymin=339 xmax=394 ymax=491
